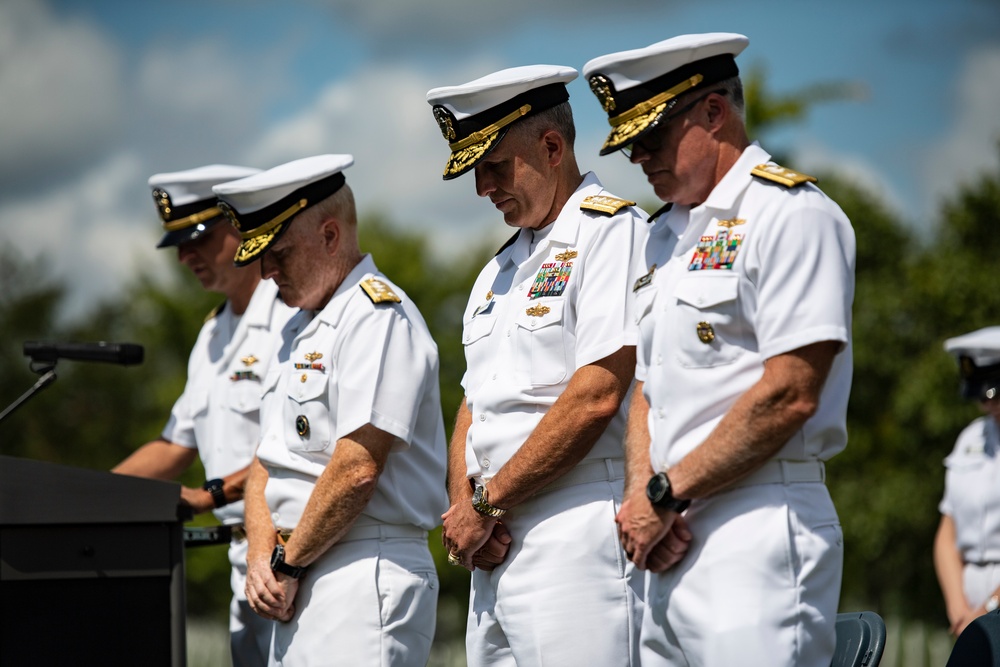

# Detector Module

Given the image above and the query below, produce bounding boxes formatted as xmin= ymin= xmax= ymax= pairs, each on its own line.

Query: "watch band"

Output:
xmin=646 ymin=471 xmax=691 ymax=513
xmin=202 ymin=478 xmax=227 ymax=508
xmin=270 ymin=543 xmax=306 ymax=579
xmin=471 ymin=483 xmax=506 ymax=519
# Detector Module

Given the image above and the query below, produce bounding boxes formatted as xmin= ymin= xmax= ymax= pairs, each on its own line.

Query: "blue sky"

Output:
xmin=2 ymin=0 xmax=998 ymax=315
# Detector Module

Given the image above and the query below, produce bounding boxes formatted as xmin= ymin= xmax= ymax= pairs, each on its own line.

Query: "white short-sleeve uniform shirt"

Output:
xmin=256 ymin=255 xmax=448 ymax=531
xmin=634 ymin=144 xmax=855 ymax=667
xmin=635 ymin=143 xmax=855 ymax=472
xmin=461 ymin=172 xmax=647 ymax=479
xmin=939 ymin=416 xmax=1000 ymax=605
xmin=163 ymin=278 xmax=296 ymax=525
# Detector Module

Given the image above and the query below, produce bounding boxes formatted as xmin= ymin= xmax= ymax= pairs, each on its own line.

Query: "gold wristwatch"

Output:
xmin=471 ymin=483 xmax=506 ymax=519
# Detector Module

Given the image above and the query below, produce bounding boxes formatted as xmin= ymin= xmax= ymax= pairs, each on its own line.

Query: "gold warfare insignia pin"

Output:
xmin=218 ymin=201 xmax=241 ymax=231
xmin=716 ymin=218 xmax=746 ymax=229
xmin=589 ymin=74 xmax=616 ymax=113
xmin=696 ymin=321 xmax=716 ymax=344
xmin=526 ymin=305 xmax=551 ymax=317
xmin=433 ymin=105 xmax=457 ymax=142
xmin=152 ymin=188 xmax=173 ymax=222
xmin=241 ymin=355 xmax=258 ymax=366
xmin=304 ymin=352 xmax=323 ymax=362
xmin=554 ymin=249 xmax=578 ymax=262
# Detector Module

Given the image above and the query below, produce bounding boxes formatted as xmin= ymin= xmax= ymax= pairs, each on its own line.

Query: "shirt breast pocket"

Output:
xmin=672 ymin=274 xmax=744 ymax=368
xmin=514 ymin=299 xmax=568 ymax=386
xmin=286 ymin=371 xmax=332 ymax=452
xmin=462 ymin=313 xmax=497 ymax=391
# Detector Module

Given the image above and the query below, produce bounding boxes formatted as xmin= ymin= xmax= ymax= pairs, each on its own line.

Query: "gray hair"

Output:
xmin=713 ymin=76 xmax=745 ymax=123
xmin=509 ymin=101 xmax=577 ymax=150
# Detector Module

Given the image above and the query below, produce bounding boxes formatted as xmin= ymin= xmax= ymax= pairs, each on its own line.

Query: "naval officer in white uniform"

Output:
xmin=114 ymin=164 xmax=296 ymax=666
xmin=216 ymin=154 xmax=448 ymax=666
xmin=935 ymin=326 xmax=1000 ymax=637
xmin=585 ymin=33 xmax=856 ymax=666
xmin=426 ymin=65 xmax=653 ymax=666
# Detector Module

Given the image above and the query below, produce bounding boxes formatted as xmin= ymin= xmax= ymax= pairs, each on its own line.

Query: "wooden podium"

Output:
xmin=0 ymin=455 xmax=186 ymax=666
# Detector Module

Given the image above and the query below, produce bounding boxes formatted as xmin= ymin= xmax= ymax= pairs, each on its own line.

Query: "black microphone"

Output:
xmin=23 ymin=341 xmax=145 ymax=366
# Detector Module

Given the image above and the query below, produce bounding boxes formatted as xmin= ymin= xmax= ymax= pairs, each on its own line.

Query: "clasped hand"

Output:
xmin=441 ymin=501 xmax=512 ymax=571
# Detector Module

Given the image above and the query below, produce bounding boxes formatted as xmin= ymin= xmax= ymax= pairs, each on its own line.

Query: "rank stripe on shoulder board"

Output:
xmin=580 ymin=195 xmax=635 ymax=216
xmin=359 ymin=277 xmax=401 ymax=304
xmin=751 ymin=163 xmax=817 ymax=188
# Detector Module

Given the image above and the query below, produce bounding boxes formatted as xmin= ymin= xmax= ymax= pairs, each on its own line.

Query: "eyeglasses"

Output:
xmin=621 ymin=88 xmax=726 ymax=159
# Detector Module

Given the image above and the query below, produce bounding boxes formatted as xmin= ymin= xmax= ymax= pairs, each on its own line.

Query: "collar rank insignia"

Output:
xmin=360 ymin=277 xmax=401 ymax=304
xmin=633 ymin=264 xmax=656 ymax=292
xmin=525 ymin=304 xmax=551 ymax=317
xmin=580 ymin=195 xmax=635 ymax=216
xmin=751 ymin=163 xmax=818 ymax=188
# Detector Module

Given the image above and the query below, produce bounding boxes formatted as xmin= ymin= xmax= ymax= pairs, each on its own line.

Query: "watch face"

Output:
xmin=270 ymin=544 xmax=284 ymax=570
xmin=647 ymin=473 xmax=668 ymax=503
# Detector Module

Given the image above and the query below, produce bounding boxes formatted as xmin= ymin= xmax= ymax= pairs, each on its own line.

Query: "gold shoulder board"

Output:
xmin=204 ymin=300 xmax=226 ymax=323
xmin=751 ymin=163 xmax=818 ymax=188
xmin=360 ymin=277 xmax=401 ymax=304
xmin=580 ymin=195 xmax=636 ymax=216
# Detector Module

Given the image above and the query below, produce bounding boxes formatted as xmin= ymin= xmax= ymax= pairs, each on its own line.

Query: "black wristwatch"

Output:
xmin=270 ymin=543 xmax=307 ymax=579
xmin=646 ymin=472 xmax=690 ymax=513
xmin=202 ymin=478 xmax=227 ymax=508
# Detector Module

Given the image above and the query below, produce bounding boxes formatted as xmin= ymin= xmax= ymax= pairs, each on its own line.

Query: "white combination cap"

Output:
xmin=212 ymin=154 xmax=354 ymax=267
xmin=147 ymin=164 xmax=261 ymax=248
xmin=426 ymin=64 xmax=578 ymax=180
xmin=582 ymin=33 xmax=749 ymax=155
xmin=944 ymin=326 xmax=1000 ymax=400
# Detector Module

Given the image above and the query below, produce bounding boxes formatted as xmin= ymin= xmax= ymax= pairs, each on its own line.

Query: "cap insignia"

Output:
xmin=751 ymin=164 xmax=818 ymax=188
xmin=589 ymin=74 xmax=616 ymax=113
xmin=218 ymin=201 xmax=241 ymax=231
xmin=526 ymin=305 xmax=551 ymax=317
xmin=433 ymin=105 xmax=457 ymax=142
xmin=152 ymin=188 xmax=173 ymax=222
xmin=360 ymin=277 xmax=402 ymax=304
xmin=580 ymin=195 xmax=636 ymax=216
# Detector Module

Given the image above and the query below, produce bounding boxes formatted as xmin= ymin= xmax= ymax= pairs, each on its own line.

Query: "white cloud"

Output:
xmin=243 ymin=59 xmax=516 ymax=258
xmin=0 ymin=0 xmax=125 ymax=184
xmin=923 ymin=46 xmax=1000 ymax=211
xmin=1 ymin=152 xmax=172 ymax=319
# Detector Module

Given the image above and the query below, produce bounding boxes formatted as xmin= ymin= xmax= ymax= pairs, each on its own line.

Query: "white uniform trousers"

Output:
xmin=467 ymin=463 xmax=642 ymax=667
xmin=268 ymin=530 xmax=438 ymax=667
xmin=641 ymin=481 xmax=843 ymax=667
xmin=964 ymin=562 xmax=1000 ymax=608
xmin=228 ymin=538 xmax=274 ymax=667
